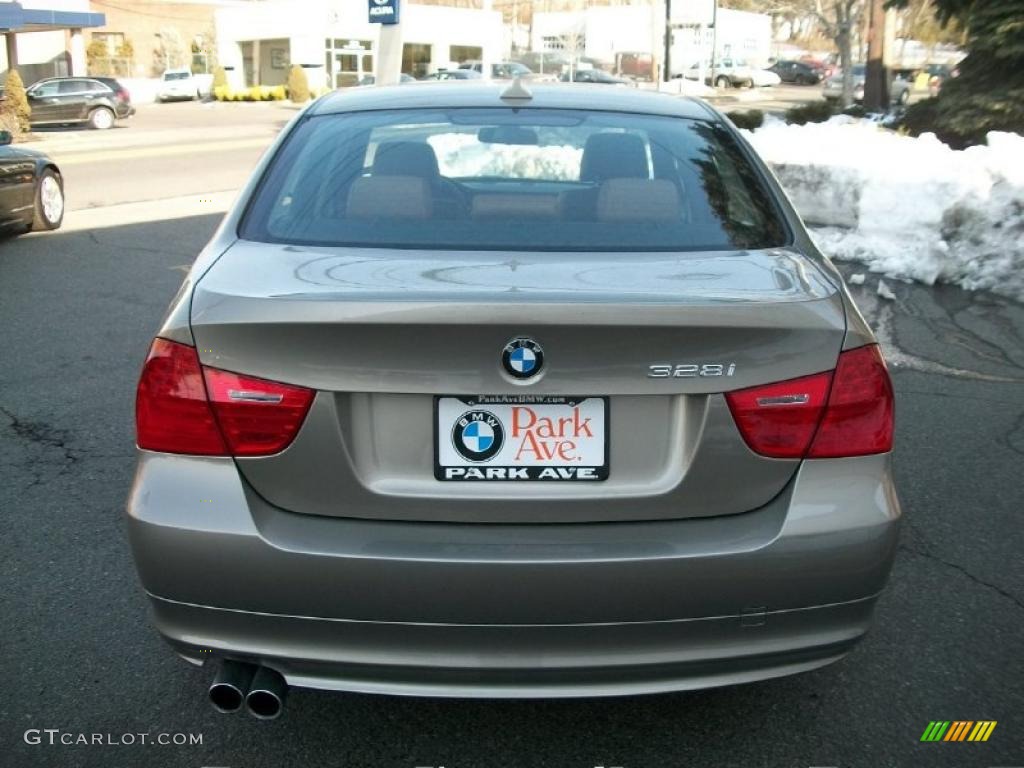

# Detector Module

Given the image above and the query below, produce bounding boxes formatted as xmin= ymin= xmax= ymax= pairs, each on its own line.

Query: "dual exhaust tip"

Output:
xmin=209 ymin=660 xmax=287 ymax=720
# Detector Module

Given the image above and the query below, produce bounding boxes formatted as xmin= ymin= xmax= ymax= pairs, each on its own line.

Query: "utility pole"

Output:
xmin=864 ymin=0 xmax=888 ymax=111
xmin=663 ymin=0 xmax=672 ymax=82
xmin=709 ymin=0 xmax=718 ymax=89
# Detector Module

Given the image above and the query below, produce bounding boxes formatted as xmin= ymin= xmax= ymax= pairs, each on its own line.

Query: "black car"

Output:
xmin=25 ymin=76 xmax=135 ymax=130
xmin=0 ymin=129 xmax=64 ymax=234
xmin=560 ymin=69 xmax=633 ymax=86
xmin=423 ymin=69 xmax=482 ymax=80
xmin=768 ymin=60 xmax=824 ymax=85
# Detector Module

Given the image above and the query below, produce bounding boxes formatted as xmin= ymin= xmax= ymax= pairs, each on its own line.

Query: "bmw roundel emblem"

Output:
xmin=501 ymin=337 xmax=544 ymax=380
xmin=452 ymin=410 xmax=505 ymax=462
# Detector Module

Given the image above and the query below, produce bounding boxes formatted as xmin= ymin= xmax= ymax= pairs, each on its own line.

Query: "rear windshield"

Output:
xmin=240 ymin=108 xmax=788 ymax=251
xmin=163 ymin=72 xmax=190 ymax=81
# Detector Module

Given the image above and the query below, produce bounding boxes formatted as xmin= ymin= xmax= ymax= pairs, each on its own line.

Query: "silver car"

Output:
xmin=823 ymin=64 xmax=912 ymax=105
xmin=127 ymin=83 xmax=899 ymax=717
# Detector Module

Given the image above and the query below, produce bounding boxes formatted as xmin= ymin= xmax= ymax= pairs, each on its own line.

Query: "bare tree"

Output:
xmin=153 ymin=26 xmax=186 ymax=75
xmin=558 ymin=21 xmax=586 ymax=79
xmin=807 ymin=0 xmax=864 ymax=106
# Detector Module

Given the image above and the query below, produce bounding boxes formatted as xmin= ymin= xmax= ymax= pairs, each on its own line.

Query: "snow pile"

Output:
xmin=429 ymin=133 xmax=582 ymax=181
xmin=743 ymin=117 xmax=1024 ymax=303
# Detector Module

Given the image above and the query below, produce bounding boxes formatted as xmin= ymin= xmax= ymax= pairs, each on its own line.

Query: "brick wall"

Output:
xmin=88 ymin=1 xmax=217 ymax=77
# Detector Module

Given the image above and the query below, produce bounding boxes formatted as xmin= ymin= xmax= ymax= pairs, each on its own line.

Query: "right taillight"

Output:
xmin=807 ymin=344 xmax=894 ymax=458
xmin=726 ymin=344 xmax=893 ymax=460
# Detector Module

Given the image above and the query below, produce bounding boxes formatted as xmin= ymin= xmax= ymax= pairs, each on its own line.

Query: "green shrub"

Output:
xmin=1 ymin=69 xmax=31 ymax=134
xmin=784 ymin=100 xmax=836 ymax=126
xmin=888 ymin=0 xmax=1024 ymax=148
xmin=727 ymin=109 xmax=764 ymax=130
xmin=899 ymin=85 xmax=1024 ymax=149
xmin=287 ymin=65 xmax=310 ymax=103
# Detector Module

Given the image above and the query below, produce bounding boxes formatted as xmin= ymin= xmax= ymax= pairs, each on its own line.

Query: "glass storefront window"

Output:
xmin=402 ymin=43 xmax=432 ymax=78
xmin=449 ymin=45 xmax=481 ymax=65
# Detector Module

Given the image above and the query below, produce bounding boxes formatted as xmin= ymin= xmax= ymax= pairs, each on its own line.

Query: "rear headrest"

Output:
xmin=596 ymin=178 xmax=681 ymax=222
xmin=579 ymin=132 xmax=649 ymax=182
xmin=372 ymin=141 xmax=440 ymax=178
xmin=346 ymin=176 xmax=432 ymax=219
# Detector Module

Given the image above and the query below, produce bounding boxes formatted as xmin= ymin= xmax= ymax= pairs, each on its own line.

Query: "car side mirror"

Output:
xmin=0 ymin=129 xmax=12 ymax=146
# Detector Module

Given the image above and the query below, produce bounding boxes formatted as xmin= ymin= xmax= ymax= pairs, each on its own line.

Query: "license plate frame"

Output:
xmin=434 ymin=395 xmax=609 ymax=481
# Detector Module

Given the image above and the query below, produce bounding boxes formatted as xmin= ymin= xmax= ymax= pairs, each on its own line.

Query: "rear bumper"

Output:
xmin=151 ymin=592 xmax=877 ymax=698
xmin=126 ymin=453 xmax=901 ymax=697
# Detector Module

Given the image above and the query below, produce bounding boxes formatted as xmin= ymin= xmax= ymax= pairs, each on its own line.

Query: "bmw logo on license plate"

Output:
xmin=452 ymin=410 xmax=505 ymax=462
xmin=501 ymin=337 xmax=544 ymax=380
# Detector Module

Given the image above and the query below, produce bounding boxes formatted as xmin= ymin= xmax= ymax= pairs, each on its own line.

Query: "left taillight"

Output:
xmin=202 ymin=366 xmax=314 ymax=457
xmin=135 ymin=338 xmax=313 ymax=457
xmin=136 ymin=338 xmax=228 ymax=455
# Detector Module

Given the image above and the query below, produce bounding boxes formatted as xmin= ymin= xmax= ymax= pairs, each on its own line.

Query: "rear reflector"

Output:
xmin=202 ymin=367 xmax=314 ymax=456
xmin=135 ymin=338 xmax=314 ymax=457
xmin=725 ymin=344 xmax=894 ymax=460
xmin=136 ymin=338 xmax=228 ymax=455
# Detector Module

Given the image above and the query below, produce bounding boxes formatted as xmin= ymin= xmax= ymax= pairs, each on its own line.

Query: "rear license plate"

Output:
xmin=435 ymin=396 xmax=608 ymax=481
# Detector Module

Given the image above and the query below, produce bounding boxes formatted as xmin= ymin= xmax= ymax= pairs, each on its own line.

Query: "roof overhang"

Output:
xmin=0 ymin=2 xmax=105 ymax=33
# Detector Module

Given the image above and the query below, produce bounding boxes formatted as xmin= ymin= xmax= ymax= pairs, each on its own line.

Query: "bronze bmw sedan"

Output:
xmin=126 ymin=82 xmax=899 ymax=718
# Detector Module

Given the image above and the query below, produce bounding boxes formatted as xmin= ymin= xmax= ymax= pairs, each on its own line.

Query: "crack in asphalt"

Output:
xmin=875 ymin=301 xmax=1024 ymax=383
xmin=0 ymin=406 xmax=81 ymax=489
xmin=845 ymin=271 xmax=1024 ymax=383
xmin=900 ymin=516 xmax=1024 ymax=611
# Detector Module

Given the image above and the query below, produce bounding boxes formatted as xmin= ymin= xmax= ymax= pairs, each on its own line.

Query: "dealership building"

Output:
xmin=532 ymin=3 xmax=772 ymax=75
xmin=215 ymin=0 xmax=503 ymax=90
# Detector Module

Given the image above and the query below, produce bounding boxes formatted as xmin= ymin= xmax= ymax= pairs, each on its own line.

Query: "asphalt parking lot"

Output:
xmin=1 ymin=100 xmax=1022 ymax=768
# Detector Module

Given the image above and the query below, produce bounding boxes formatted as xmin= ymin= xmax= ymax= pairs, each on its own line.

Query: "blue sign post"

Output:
xmin=368 ymin=0 xmax=400 ymax=25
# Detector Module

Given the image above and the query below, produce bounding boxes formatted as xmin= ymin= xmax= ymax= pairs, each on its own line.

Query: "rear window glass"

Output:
xmin=164 ymin=72 xmax=191 ymax=81
xmin=241 ymin=108 xmax=788 ymax=251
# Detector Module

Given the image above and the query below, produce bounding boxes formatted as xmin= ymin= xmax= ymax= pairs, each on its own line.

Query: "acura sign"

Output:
xmin=368 ymin=0 xmax=399 ymax=25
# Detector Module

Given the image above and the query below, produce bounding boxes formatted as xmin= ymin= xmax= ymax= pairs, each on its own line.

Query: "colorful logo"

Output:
xmin=451 ymin=410 xmax=505 ymax=462
xmin=920 ymin=721 xmax=997 ymax=742
xmin=501 ymin=337 xmax=545 ymax=380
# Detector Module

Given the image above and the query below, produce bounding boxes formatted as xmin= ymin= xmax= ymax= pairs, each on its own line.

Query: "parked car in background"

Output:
xmin=768 ymin=60 xmax=824 ymax=85
xmin=682 ymin=59 xmax=776 ymax=88
xmin=356 ymin=73 xmax=418 ymax=86
xmin=157 ymin=68 xmax=202 ymax=102
xmin=459 ymin=60 xmax=533 ymax=79
xmin=561 ymin=68 xmax=634 ymax=86
xmin=823 ymin=65 xmax=912 ymax=106
xmin=25 ymin=76 xmax=134 ymax=130
xmin=800 ymin=57 xmax=835 ymax=79
xmin=423 ymin=69 xmax=482 ymax=81
xmin=615 ymin=51 xmax=656 ymax=82
xmin=0 ymin=129 xmax=63 ymax=234
xmin=924 ymin=63 xmax=956 ymax=96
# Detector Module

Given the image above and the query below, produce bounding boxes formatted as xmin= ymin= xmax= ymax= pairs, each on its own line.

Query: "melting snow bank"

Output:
xmin=743 ymin=117 xmax=1024 ymax=303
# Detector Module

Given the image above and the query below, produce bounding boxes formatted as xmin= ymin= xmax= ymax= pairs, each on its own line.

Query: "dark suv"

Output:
xmin=768 ymin=60 xmax=824 ymax=85
xmin=25 ymin=76 xmax=135 ymax=130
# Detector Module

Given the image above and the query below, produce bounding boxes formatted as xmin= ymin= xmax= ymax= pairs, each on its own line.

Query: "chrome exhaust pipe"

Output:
xmin=208 ymin=659 xmax=257 ymax=714
xmin=245 ymin=666 xmax=288 ymax=720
